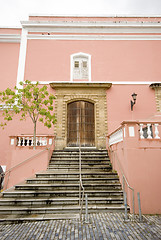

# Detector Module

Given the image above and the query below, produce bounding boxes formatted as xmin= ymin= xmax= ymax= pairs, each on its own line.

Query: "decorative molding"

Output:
xmin=0 ymin=34 xmax=21 ymax=43
xmin=22 ymin=21 xmax=161 ymax=28
xmin=150 ymin=83 xmax=161 ymax=89
xmin=31 ymin=81 xmax=157 ymax=85
xmin=50 ymin=82 xmax=112 ymax=89
xmin=54 ymin=85 xmax=108 ymax=149
xmin=153 ymin=88 xmax=161 ymax=112
xmin=27 ymin=34 xmax=161 ymax=41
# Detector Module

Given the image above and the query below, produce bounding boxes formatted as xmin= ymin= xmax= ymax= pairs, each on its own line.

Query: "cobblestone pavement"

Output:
xmin=0 ymin=213 xmax=160 ymax=240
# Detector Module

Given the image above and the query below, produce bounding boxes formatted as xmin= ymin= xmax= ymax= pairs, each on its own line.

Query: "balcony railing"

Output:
xmin=109 ymin=127 xmax=123 ymax=146
xmin=10 ymin=135 xmax=55 ymax=147
xmin=139 ymin=123 xmax=160 ymax=139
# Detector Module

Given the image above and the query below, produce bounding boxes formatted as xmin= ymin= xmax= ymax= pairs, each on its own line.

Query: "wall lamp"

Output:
xmin=131 ymin=93 xmax=137 ymax=111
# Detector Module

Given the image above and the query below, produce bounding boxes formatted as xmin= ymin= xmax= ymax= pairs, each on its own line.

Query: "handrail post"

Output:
xmin=137 ymin=192 xmax=142 ymax=222
xmin=79 ymin=132 xmax=81 ymax=206
xmin=85 ymin=194 xmax=89 ymax=223
xmin=132 ymin=189 xmax=135 ymax=219
xmin=124 ymin=192 xmax=129 ymax=221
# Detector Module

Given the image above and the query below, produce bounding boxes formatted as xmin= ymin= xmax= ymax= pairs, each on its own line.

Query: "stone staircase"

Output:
xmin=0 ymin=149 xmax=125 ymax=220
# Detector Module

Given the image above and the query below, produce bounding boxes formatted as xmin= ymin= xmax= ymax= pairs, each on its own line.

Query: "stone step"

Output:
xmin=27 ymin=177 xmax=119 ymax=184
xmin=47 ymin=166 xmax=112 ymax=171
xmin=49 ymin=163 xmax=111 ymax=166
xmin=49 ymin=160 xmax=110 ymax=164
xmin=36 ymin=172 xmax=118 ymax=179
xmin=3 ymin=190 xmax=123 ymax=198
xmin=0 ymin=204 xmax=126 ymax=215
xmin=0 ymin=197 xmax=123 ymax=206
xmin=15 ymin=183 xmax=122 ymax=191
xmin=51 ymin=156 xmax=109 ymax=160
xmin=53 ymin=150 xmax=107 ymax=153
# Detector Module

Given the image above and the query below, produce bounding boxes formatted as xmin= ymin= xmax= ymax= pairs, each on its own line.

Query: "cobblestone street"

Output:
xmin=0 ymin=213 xmax=160 ymax=240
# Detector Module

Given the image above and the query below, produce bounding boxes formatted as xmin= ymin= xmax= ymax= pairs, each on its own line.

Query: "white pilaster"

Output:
xmin=16 ymin=28 xmax=28 ymax=90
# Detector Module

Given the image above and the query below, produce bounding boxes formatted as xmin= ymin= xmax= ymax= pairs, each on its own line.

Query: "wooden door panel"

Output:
xmin=67 ymin=101 xmax=95 ymax=147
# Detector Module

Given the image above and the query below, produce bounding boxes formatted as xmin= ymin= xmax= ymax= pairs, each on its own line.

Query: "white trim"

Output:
xmin=129 ymin=126 xmax=135 ymax=137
xmin=70 ymin=52 xmax=91 ymax=82
xmin=22 ymin=21 xmax=161 ymax=34
xmin=16 ymin=28 xmax=28 ymax=90
xmin=111 ymin=81 xmax=159 ymax=85
xmin=109 ymin=128 xmax=123 ymax=146
xmin=0 ymin=34 xmax=21 ymax=43
xmin=0 ymin=26 xmax=20 ymax=29
xmin=27 ymin=34 xmax=161 ymax=41
xmin=30 ymin=81 xmax=158 ymax=85
xmin=29 ymin=14 xmax=161 ymax=18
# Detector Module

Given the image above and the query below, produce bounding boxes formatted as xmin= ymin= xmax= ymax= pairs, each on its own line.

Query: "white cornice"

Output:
xmin=22 ymin=21 xmax=161 ymax=28
xmin=0 ymin=34 xmax=21 ymax=43
xmin=29 ymin=14 xmax=161 ymax=18
xmin=21 ymin=21 xmax=161 ymax=34
xmin=27 ymin=34 xmax=161 ymax=41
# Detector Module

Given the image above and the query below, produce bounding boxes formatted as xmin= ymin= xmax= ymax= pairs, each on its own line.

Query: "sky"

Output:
xmin=0 ymin=0 xmax=161 ymax=27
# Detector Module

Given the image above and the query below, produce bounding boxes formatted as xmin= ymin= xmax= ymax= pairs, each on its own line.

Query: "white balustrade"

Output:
xmin=147 ymin=124 xmax=152 ymax=139
xmin=16 ymin=136 xmax=52 ymax=147
xmin=154 ymin=124 xmax=160 ymax=139
xmin=109 ymin=128 xmax=123 ymax=146
xmin=139 ymin=124 xmax=144 ymax=139
xmin=139 ymin=123 xmax=160 ymax=139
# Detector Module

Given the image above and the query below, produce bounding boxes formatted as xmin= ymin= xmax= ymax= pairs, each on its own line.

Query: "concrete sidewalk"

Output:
xmin=0 ymin=213 xmax=160 ymax=239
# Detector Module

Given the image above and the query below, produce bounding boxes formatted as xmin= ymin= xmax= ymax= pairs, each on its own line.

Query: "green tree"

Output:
xmin=0 ymin=80 xmax=56 ymax=149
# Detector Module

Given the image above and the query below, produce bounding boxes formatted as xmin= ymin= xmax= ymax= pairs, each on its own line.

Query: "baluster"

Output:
xmin=26 ymin=137 xmax=30 ymax=146
xmin=22 ymin=137 xmax=25 ymax=146
xmin=154 ymin=124 xmax=160 ymax=139
xmin=44 ymin=137 xmax=47 ymax=146
xmin=17 ymin=137 xmax=21 ymax=146
xmin=139 ymin=124 xmax=144 ymax=139
xmin=31 ymin=137 xmax=33 ymax=146
xmin=36 ymin=137 xmax=38 ymax=146
xmin=147 ymin=124 xmax=152 ymax=139
xmin=39 ymin=137 xmax=42 ymax=146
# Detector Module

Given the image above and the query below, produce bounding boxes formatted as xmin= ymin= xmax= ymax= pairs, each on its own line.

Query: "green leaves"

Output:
xmin=0 ymin=80 xmax=56 ymax=134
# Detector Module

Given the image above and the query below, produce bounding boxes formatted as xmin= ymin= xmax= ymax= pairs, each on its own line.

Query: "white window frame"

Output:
xmin=70 ymin=52 xmax=91 ymax=82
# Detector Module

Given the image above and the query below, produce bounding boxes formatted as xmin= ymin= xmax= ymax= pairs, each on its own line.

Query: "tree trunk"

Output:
xmin=33 ymin=121 xmax=36 ymax=149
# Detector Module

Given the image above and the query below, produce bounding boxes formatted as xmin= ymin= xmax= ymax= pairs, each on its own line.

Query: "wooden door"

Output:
xmin=67 ymin=101 xmax=95 ymax=147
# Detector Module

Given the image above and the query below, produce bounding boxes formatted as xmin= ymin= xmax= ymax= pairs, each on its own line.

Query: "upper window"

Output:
xmin=70 ymin=52 xmax=91 ymax=81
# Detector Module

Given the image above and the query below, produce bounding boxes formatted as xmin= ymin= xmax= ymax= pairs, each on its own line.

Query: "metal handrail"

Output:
xmin=108 ymin=145 xmax=135 ymax=218
xmin=3 ymin=147 xmax=50 ymax=190
xmin=78 ymin=138 xmax=85 ymax=222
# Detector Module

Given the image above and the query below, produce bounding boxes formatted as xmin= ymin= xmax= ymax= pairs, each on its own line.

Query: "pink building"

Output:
xmin=0 ymin=15 xmax=161 ymax=215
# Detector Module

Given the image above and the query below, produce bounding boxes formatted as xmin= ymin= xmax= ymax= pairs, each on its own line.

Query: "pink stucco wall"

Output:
xmin=0 ymin=42 xmax=20 ymax=90
xmin=24 ymin=40 xmax=161 ymax=83
xmin=29 ymin=15 xmax=161 ymax=22
xmin=0 ymin=112 xmax=55 ymax=167
xmin=0 ymin=28 xmax=21 ymax=34
xmin=4 ymin=147 xmax=51 ymax=189
xmin=107 ymin=85 xmax=157 ymax=134
xmin=108 ymin=122 xmax=161 ymax=214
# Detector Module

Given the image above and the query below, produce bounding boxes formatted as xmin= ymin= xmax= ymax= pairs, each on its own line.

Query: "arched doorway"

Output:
xmin=67 ymin=101 xmax=95 ymax=147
